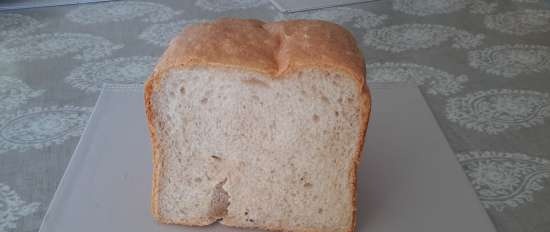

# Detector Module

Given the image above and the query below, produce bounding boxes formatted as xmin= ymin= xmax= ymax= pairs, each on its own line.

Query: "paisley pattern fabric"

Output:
xmin=0 ymin=13 xmax=44 ymax=38
xmin=0 ymin=76 xmax=44 ymax=112
xmin=66 ymin=1 xmax=181 ymax=24
xmin=281 ymin=7 xmax=387 ymax=29
xmin=364 ymin=24 xmax=484 ymax=52
xmin=368 ymin=62 xmax=468 ymax=96
xmin=485 ymin=9 xmax=550 ymax=36
xmin=0 ymin=106 xmax=92 ymax=153
xmin=392 ymin=0 xmax=466 ymax=16
xmin=468 ymin=0 xmax=498 ymax=14
xmin=195 ymin=0 xmax=268 ymax=12
xmin=139 ymin=19 xmax=204 ymax=46
xmin=459 ymin=151 xmax=550 ymax=211
xmin=446 ymin=89 xmax=550 ymax=134
xmin=468 ymin=44 xmax=550 ymax=77
xmin=0 ymin=33 xmax=122 ymax=62
xmin=1 ymin=1 xmax=549 ymax=232
xmin=392 ymin=0 xmax=496 ymax=16
xmin=65 ymin=56 xmax=158 ymax=92
xmin=0 ymin=183 xmax=39 ymax=232
xmin=511 ymin=0 xmax=541 ymax=2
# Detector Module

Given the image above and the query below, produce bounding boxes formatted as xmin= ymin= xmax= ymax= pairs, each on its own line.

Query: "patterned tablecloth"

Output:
xmin=0 ymin=1 xmax=549 ymax=232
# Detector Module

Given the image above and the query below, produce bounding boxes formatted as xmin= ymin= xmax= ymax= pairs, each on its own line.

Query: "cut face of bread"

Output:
xmin=145 ymin=18 xmax=370 ymax=232
xmin=151 ymin=67 xmax=362 ymax=231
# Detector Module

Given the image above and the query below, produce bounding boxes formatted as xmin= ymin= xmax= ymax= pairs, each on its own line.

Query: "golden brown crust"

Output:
xmin=149 ymin=18 xmax=365 ymax=86
xmin=144 ymin=18 xmax=371 ymax=232
xmin=144 ymin=77 xmax=161 ymax=221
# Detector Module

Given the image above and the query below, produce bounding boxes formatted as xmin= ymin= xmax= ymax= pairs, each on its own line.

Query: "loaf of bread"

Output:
xmin=144 ymin=18 xmax=370 ymax=232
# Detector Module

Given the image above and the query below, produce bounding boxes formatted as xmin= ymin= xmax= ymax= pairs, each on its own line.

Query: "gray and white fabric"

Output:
xmin=0 ymin=1 xmax=549 ymax=232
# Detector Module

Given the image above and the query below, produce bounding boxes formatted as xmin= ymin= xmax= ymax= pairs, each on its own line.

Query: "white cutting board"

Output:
xmin=39 ymin=83 xmax=496 ymax=232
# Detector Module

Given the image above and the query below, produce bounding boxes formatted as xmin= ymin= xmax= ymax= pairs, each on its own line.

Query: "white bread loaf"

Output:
xmin=144 ymin=18 xmax=371 ymax=232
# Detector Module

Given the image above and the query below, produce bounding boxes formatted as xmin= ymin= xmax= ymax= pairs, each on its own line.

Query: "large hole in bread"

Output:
xmin=208 ymin=179 xmax=230 ymax=220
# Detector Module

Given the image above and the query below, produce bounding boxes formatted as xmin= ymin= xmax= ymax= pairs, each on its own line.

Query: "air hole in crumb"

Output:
xmin=208 ymin=179 xmax=230 ymax=219
xmin=300 ymin=177 xmax=304 ymax=181
xmin=337 ymin=97 xmax=343 ymax=103
xmin=304 ymin=182 xmax=313 ymax=188
xmin=347 ymin=97 xmax=353 ymax=103
xmin=179 ymin=86 xmax=185 ymax=94
xmin=252 ymin=95 xmax=260 ymax=101
xmin=244 ymin=211 xmax=248 ymax=215
xmin=201 ymin=98 xmax=208 ymax=104
xmin=211 ymin=155 xmax=221 ymax=160
xmin=335 ymin=111 xmax=339 ymax=116
xmin=312 ymin=114 xmax=319 ymax=123
xmin=318 ymin=208 xmax=323 ymax=214
xmin=194 ymin=177 xmax=202 ymax=183
xmin=321 ymin=95 xmax=329 ymax=103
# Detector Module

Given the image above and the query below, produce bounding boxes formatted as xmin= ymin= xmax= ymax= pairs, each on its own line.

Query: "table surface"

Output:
xmin=0 ymin=1 xmax=549 ymax=232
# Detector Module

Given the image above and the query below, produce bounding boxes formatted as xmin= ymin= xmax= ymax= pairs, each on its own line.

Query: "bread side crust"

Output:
xmin=349 ymin=85 xmax=372 ymax=232
xmin=144 ymin=18 xmax=371 ymax=231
